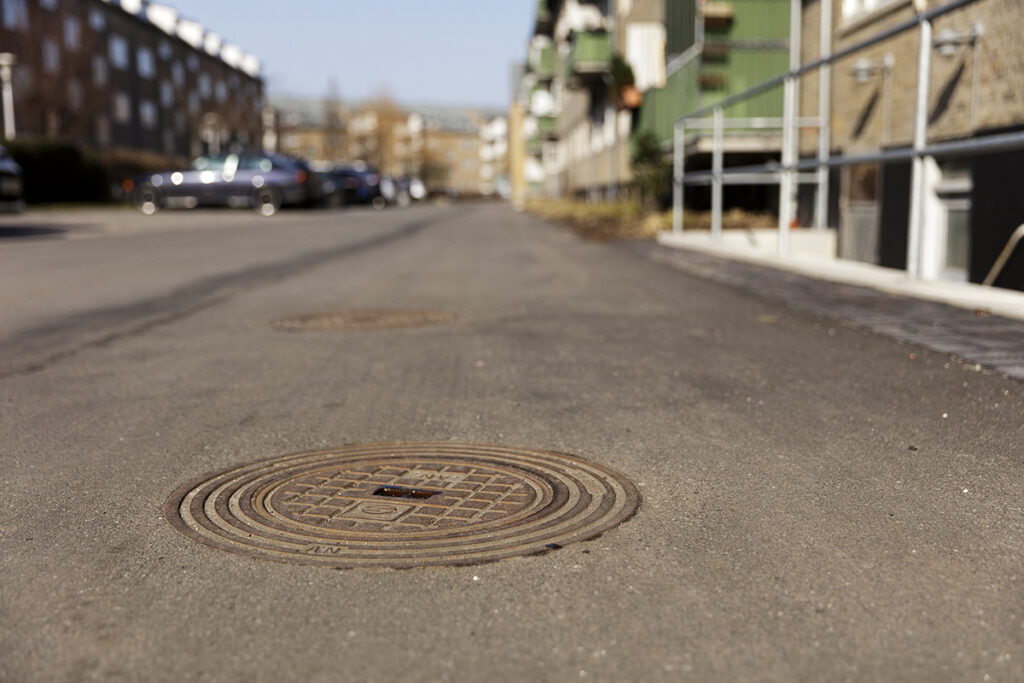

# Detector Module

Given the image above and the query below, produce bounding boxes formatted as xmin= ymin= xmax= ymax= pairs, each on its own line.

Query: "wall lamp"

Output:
xmin=850 ymin=54 xmax=894 ymax=84
xmin=933 ymin=23 xmax=983 ymax=58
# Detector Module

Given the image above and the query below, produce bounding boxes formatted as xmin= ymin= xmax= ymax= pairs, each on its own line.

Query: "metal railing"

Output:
xmin=672 ymin=0 xmax=1022 ymax=283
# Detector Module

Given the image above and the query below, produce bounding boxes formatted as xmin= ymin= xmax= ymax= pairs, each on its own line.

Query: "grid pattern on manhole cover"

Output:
xmin=271 ymin=310 xmax=457 ymax=332
xmin=164 ymin=443 xmax=639 ymax=568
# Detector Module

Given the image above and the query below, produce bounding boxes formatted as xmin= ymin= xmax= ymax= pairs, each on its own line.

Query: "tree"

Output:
xmin=631 ymin=130 xmax=671 ymax=210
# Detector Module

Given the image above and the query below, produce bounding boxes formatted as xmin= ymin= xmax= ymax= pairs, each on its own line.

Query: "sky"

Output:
xmin=164 ymin=0 xmax=536 ymax=108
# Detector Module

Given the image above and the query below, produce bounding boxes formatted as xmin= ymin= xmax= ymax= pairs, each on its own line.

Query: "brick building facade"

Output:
xmin=0 ymin=0 xmax=263 ymax=161
xmin=800 ymin=0 xmax=1024 ymax=289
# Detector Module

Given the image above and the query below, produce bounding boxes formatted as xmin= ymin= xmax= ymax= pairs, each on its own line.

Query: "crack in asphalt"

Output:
xmin=0 ymin=212 xmax=447 ymax=379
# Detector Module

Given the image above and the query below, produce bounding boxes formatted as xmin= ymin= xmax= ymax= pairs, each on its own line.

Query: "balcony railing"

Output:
xmin=568 ymin=31 xmax=611 ymax=77
xmin=537 ymin=116 xmax=558 ymax=139
xmin=531 ymin=45 xmax=556 ymax=79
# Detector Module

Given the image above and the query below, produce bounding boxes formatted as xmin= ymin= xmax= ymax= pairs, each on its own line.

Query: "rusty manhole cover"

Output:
xmin=164 ymin=442 xmax=639 ymax=568
xmin=271 ymin=310 xmax=457 ymax=332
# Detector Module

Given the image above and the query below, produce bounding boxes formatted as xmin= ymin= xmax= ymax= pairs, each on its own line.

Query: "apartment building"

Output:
xmin=517 ymin=0 xmax=791 ymax=204
xmin=269 ymin=95 xmax=506 ymax=196
xmin=0 ymin=0 xmax=263 ymax=160
xmin=801 ymin=0 xmax=1024 ymax=289
xmin=520 ymin=0 xmax=663 ymax=199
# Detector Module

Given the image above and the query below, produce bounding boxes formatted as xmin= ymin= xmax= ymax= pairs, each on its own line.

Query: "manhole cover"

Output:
xmin=271 ymin=310 xmax=457 ymax=332
xmin=164 ymin=442 xmax=639 ymax=568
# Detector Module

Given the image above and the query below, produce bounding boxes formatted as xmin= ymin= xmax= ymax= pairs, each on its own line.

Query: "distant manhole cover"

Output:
xmin=271 ymin=310 xmax=457 ymax=332
xmin=164 ymin=442 xmax=639 ymax=568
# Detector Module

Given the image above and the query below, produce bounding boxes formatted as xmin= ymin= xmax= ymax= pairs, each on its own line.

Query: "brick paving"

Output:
xmin=638 ymin=242 xmax=1024 ymax=381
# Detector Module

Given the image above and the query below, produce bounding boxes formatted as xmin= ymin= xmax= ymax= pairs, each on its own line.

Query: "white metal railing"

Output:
xmin=671 ymin=0 xmax=1022 ymax=283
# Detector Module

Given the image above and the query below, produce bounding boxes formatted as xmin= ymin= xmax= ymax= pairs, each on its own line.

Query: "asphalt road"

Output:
xmin=1 ymin=203 xmax=1022 ymax=682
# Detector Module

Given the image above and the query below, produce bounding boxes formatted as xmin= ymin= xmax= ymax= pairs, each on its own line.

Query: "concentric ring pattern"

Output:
xmin=163 ymin=442 xmax=640 ymax=568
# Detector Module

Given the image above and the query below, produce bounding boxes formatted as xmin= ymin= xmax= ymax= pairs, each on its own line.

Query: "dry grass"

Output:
xmin=525 ymin=199 xmax=776 ymax=241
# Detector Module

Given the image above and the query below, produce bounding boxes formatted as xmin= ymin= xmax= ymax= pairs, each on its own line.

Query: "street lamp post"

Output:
xmin=0 ymin=53 xmax=16 ymax=140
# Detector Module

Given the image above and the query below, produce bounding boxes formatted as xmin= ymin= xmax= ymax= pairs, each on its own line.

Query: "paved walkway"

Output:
xmin=640 ymin=237 xmax=1024 ymax=381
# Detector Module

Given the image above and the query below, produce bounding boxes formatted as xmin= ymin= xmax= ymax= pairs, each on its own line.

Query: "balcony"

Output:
xmin=568 ymin=31 xmax=611 ymax=79
xmin=537 ymin=116 xmax=558 ymax=140
xmin=530 ymin=44 xmax=556 ymax=80
xmin=700 ymin=2 xmax=734 ymax=31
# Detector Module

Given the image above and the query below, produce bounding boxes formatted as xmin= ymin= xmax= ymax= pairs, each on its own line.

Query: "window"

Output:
xmin=109 ymin=35 xmax=129 ymax=70
xmin=137 ymin=46 xmax=155 ymax=79
xmin=68 ymin=79 xmax=83 ymax=111
xmin=92 ymin=55 xmax=108 ymax=86
xmin=160 ymin=81 xmax=174 ymax=108
xmin=3 ymin=0 xmax=28 ymax=30
xmin=187 ymin=91 xmax=199 ymax=114
xmin=214 ymin=80 xmax=227 ymax=103
xmin=139 ymin=100 xmax=157 ymax=130
xmin=42 ymin=38 xmax=60 ymax=74
xmin=96 ymin=114 xmax=110 ymax=144
xmin=841 ymin=0 xmax=904 ymax=21
xmin=171 ymin=61 xmax=184 ymax=86
xmin=39 ymin=0 xmax=57 ymax=10
xmin=113 ymin=92 xmax=131 ymax=124
xmin=88 ymin=8 xmax=106 ymax=31
xmin=158 ymin=41 xmax=172 ymax=60
xmin=64 ymin=16 xmax=80 ymax=51
xmin=198 ymin=73 xmax=211 ymax=98
xmin=187 ymin=55 xmax=199 ymax=72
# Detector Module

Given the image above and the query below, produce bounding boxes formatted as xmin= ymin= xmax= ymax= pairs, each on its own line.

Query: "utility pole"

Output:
xmin=0 ymin=53 xmax=17 ymax=140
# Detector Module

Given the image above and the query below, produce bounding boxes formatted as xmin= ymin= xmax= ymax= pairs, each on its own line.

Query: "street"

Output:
xmin=2 ymin=203 xmax=1022 ymax=681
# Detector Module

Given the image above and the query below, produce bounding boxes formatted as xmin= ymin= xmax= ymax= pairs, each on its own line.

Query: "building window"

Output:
xmin=841 ymin=0 xmax=902 ymax=21
xmin=64 ymin=16 xmax=80 ymax=50
xmin=39 ymin=0 xmax=57 ymax=10
xmin=198 ymin=73 xmax=211 ymax=99
xmin=137 ymin=46 xmax=155 ymax=79
xmin=158 ymin=41 xmax=172 ymax=60
xmin=109 ymin=35 xmax=129 ymax=70
xmin=92 ymin=55 xmax=108 ymax=86
xmin=68 ymin=79 xmax=83 ymax=111
xmin=3 ymin=0 xmax=28 ymax=30
xmin=88 ymin=8 xmax=105 ymax=31
xmin=42 ymin=38 xmax=60 ymax=74
xmin=96 ymin=115 xmax=110 ymax=145
xmin=215 ymin=80 xmax=227 ymax=103
xmin=160 ymin=81 xmax=174 ymax=108
xmin=162 ymin=129 xmax=175 ymax=154
xmin=139 ymin=100 xmax=157 ymax=130
xmin=171 ymin=61 xmax=184 ymax=86
xmin=113 ymin=92 xmax=132 ymax=124
xmin=187 ymin=55 xmax=199 ymax=72
xmin=188 ymin=91 xmax=199 ymax=114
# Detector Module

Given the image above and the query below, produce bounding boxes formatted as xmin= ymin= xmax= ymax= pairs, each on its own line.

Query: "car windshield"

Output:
xmin=238 ymin=155 xmax=273 ymax=172
xmin=190 ymin=156 xmax=227 ymax=172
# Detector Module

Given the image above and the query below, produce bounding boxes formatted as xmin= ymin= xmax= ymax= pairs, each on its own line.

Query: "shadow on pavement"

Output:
xmin=0 ymin=225 xmax=67 ymax=240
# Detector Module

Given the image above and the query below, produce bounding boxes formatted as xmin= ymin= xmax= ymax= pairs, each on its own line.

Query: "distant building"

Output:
xmin=268 ymin=95 xmax=506 ymax=196
xmin=0 ymin=0 xmax=264 ymax=160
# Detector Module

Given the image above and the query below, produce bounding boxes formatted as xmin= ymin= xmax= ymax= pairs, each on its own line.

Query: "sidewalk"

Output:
xmin=646 ymin=228 xmax=1024 ymax=381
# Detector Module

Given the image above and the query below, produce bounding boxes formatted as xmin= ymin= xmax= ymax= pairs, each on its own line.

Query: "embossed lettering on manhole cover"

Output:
xmin=163 ymin=442 xmax=639 ymax=568
xmin=271 ymin=310 xmax=457 ymax=332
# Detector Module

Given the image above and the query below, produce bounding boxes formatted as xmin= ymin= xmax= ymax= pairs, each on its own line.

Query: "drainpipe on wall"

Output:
xmin=906 ymin=8 xmax=933 ymax=279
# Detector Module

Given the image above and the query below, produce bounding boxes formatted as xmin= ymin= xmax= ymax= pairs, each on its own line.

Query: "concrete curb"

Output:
xmin=657 ymin=229 xmax=1024 ymax=322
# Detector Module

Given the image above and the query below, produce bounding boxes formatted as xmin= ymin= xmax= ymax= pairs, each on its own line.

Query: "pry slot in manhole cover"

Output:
xmin=271 ymin=310 xmax=457 ymax=332
xmin=164 ymin=442 xmax=639 ymax=569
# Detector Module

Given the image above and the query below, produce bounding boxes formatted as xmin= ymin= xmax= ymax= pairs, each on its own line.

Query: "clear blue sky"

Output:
xmin=164 ymin=0 xmax=535 ymax=108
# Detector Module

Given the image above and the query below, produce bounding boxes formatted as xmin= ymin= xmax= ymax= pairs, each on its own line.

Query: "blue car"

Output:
xmin=0 ymin=144 xmax=24 ymax=213
xmin=129 ymin=152 xmax=321 ymax=216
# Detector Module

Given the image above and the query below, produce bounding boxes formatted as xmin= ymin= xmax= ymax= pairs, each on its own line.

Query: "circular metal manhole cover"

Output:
xmin=271 ymin=310 xmax=457 ymax=332
xmin=164 ymin=442 xmax=639 ymax=568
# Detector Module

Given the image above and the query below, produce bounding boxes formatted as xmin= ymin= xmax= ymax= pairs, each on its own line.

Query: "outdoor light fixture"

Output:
xmin=0 ymin=52 xmax=16 ymax=139
xmin=850 ymin=54 xmax=894 ymax=84
xmin=932 ymin=23 xmax=983 ymax=58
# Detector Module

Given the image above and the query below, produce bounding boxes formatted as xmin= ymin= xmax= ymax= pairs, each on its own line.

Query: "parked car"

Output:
xmin=329 ymin=164 xmax=385 ymax=209
xmin=128 ymin=152 xmax=321 ymax=216
xmin=0 ymin=144 xmax=24 ymax=213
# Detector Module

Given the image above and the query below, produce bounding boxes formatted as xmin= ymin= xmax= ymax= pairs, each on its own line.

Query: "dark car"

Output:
xmin=0 ymin=144 xmax=24 ymax=213
xmin=326 ymin=164 xmax=385 ymax=209
xmin=129 ymin=152 xmax=320 ymax=216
